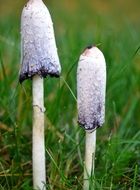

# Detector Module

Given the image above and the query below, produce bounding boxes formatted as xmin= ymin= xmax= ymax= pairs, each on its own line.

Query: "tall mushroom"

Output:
xmin=77 ymin=46 xmax=106 ymax=190
xmin=19 ymin=0 xmax=61 ymax=189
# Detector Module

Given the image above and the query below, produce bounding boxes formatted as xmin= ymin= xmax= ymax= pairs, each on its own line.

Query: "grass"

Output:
xmin=0 ymin=0 xmax=140 ymax=189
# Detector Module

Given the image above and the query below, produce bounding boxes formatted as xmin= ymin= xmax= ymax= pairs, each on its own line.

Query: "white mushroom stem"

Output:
xmin=32 ymin=75 xmax=46 ymax=190
xmin=84 ymin=131 xmax=96 ymax=190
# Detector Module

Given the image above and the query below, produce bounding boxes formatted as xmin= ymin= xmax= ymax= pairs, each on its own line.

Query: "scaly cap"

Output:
xmin=19 ymin=0 xmax=61 ymax=83
xmin=77 ymin=46 xmax=106 ymax=131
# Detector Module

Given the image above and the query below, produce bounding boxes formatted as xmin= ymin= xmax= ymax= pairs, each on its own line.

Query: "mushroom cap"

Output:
xmin=19 ymin=0 xmax=61 ymax=83
xmin=77 ymin=46 xmax=106 ymax=131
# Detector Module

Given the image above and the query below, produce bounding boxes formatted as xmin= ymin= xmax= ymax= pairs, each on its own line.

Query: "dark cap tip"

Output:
xmin=86 ymin=45 xmax=93 ymax=49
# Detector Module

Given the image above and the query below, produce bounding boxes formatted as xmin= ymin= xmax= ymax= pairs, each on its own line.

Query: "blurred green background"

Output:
xmin=0 ymin=0 xmax=140 ymax=189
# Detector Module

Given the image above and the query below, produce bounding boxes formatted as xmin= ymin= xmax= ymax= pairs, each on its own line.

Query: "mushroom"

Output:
xmin=77 ymin=46 xmax=106 ymax=190
xmin=19 ymin=0 xmax=61 ymax=189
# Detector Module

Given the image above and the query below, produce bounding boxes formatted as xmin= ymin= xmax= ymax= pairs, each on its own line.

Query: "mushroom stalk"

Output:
xmin=32 ymin=75 xmax=46 ymax=189
xmin=84 ymin=131 xmax=96 ymax=190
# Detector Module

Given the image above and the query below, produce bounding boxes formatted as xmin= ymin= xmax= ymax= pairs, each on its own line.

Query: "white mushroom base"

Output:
xmin=32 ymin=75 xmax=46 ymax=190
xmin=84 ymin=131 xmax=96 ymax=190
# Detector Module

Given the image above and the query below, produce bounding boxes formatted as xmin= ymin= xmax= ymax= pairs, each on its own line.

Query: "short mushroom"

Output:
xmin=19 ymin=0 xmax=61 ymax=189
xmin=77 ymin=46 xmax=106 ymax=190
